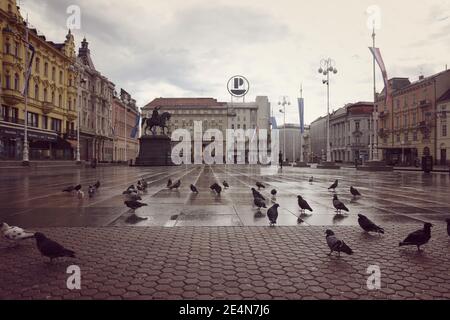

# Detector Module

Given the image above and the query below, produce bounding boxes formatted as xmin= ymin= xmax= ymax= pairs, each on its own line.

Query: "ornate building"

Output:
xmin=0 ymin=0 xmax=78 ymax=160
xmin=112 ymin=89 xmax=140 ymax=163
xmin=75 ymin=38 xmax=115 ymax=162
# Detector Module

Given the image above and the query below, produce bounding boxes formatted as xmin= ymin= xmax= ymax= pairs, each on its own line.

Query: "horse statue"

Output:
xmin=142 ymin=107 xmax=172 ymax=136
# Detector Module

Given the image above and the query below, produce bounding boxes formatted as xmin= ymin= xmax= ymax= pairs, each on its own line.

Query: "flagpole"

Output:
xmin=22 ymin=16 xmax=30 ymax=165
xmin=299 ymin=85 xmax=304 ymax=163
xmin=372 ymin=22 xmax=379 ymax=161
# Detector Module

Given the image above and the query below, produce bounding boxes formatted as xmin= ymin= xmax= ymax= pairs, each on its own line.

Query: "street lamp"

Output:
xmin=278 ymin=96 xmax=290 ymax=162
xmin=318 ymin=58 xmax=338 ymax=162
xmin=76 ymin=77 xmax=87 ymax=163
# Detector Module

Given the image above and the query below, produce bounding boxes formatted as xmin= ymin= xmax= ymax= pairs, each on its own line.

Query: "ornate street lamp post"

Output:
xmin=278 ymin=96 xmax=290 ymax=162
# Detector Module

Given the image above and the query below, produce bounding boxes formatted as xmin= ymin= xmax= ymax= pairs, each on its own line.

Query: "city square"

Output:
xmin=0 ymin=165 xmax=449 ymax=300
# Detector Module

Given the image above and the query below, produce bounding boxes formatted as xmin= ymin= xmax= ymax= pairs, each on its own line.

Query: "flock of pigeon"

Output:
xmin=1 ymin=175 xmax=449 ymax=263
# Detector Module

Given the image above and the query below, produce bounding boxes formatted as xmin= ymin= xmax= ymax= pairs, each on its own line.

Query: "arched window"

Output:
xmin=44 ymin=63 xmax=48 ymax=77
xmin=59 ymin=95 xmax=62 ymax=107
xmin=14 ymin=73 xmax=19 ymax=91
xmin=59 ymin=71 xmax=63 ymax=84
xmin=34 ymin=84 xmax=39 ymax=100
xmin=44 ymin=88 xmax=48 ymax=102
xmin=5 ymin=74 xmax=11 ymax=89
xmin=51 ymin=91 xmax=55 ymax=104
xmin=68 ymin=99 xmax=72 ymax=110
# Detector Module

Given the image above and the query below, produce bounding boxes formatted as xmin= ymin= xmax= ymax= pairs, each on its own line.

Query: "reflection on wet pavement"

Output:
xmin=1 ymin=165 xmax=449 ymax=228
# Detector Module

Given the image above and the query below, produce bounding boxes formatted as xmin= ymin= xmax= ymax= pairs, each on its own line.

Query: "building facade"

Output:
xmin=309 ymin=115 xmax=327 ymax=163
xmin=0 ymin=1 xmax=78 ymax=160
xmin=76 ymin=38 xmax=115 ymax=162
xmin=377 ymin=70 xmax=450 ymax=166
xmin=436 ymin=89 xmax=450 ymax=165
xmin=112 ymin=89 xmax=140 ymax=162
xmin=278 ymin=124 xmax=308 ymax=163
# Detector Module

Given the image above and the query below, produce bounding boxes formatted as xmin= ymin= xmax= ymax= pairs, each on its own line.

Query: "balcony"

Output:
xmin=1 ymin=89 xmax=24 ymax=106
xmin=418 ymin=100 xmax=431 ymax=108
xmin=63 ymin=130 xmax=77 ymax=140
xmin=42 ymin=102 xmax=55 ymax=114
xmin=352 ymin=130 xmax=363 ymax=137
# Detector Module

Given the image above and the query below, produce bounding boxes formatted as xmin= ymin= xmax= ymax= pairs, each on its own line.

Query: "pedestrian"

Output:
xmin=279 ymin=151 xmax=283 ymax=170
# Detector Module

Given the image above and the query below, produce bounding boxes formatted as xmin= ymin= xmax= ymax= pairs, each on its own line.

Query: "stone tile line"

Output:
xmin=0 ymin=225 xmax=448 ymax=300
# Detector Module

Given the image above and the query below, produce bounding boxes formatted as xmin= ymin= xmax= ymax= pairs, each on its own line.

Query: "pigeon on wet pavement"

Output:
xmin=124 ymin=200 xmax=148 ymax=212
xmin=271 ymin=189 xmax=277 ymax=196
xmin=350 ymin=186 xmax=361 ymax=197
xmin=88 ymin=185 xmax=96 ymax=198
xmin=297 ymin=195 xmax=313 ymax=215
xmin=251 ymin=188 xmax=265 ymax=201
xmin=325 ymin=230 xmax=353 ymax=256
xmin=223 ymin=181 xmax=230 ymax=189
xmin=358 ymin=214 xmax=384 ymax=234
xmin=210 ymin=183 xmax=222 ymax=195
xmin=169 ymin=180 xmax=181 ymax=190
xmin=297 ymin=217 xmax=304 ymax=224
xmin=190 ymin=184 xmax=199 ymax=193
xmin=446 ymin=218 xmax=450 ymax=236
xmin=94 ymin=181 xmax=101 ymax=189
xmin=256 ymin=182 xmax=266 ymax=190
xmin=254 ymin=197 xmax=267 ymax=211
xmin=125 ymin=192 xmax=142 ymax=201
xmin=62 ymin=184 xmax=81 ymax=193
xmin=34 ymin=232 xmax=76 ymax=262
xmin=328 ymin=180 xmax=338 ymax=191
xmin=1 ymin=222 xmax=35 ymax=245
xmin=333 ymin=194 xmax=349 ymax=214
xmin=309 ymin=176 xmax=314 ymax=183
xmin=267 ymin=204 xmax=279 ymax=226
xmin=167 ymin=179 xmax=172 ymax=188
xmin=399 ymin=223 xmax=433 ymax=251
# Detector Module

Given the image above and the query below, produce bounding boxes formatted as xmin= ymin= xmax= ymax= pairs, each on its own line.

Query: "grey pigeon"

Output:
xmin=446 ymin=219 xmax=450 ymax=237
xmin=94 ymin=181 xmax=101 ymax=189
xmin=297 ymin=217 xmax=304 ymax=224
xmin=267 ymin=204 xmax=279 ymax=226
xmin=62 ymin=185 xmax=75 ymax=193
xmin=210 ymin=183 xmax=222 ymax=195
xmin=124 ymin=200 xmax=148 ymax=212
xmin=256 ymin=182 xmax=266 ymax=190
xmin=297 ymin=195 xmax=313 ymax=214
xmin=358 ymin=214 xmax=384 ymax=234
xmin=333 ymin=194 xmax=349 ymax=214
xmin=34 ymin=232 xmax=76 ymax=262
xmin=309 ymin=176 xmax=314 ymax=183
xmin=254 ymin=197 xmax=267 ymax=211
xmin=223 ymin=181 xmax=230 ymax=189
xmin=251 ymin=188 xmax=265 ymax=201
xmin=169 ymin=180 xmax=181 ymax=190
xmin=137 ymin=180 xmax=147 ymax=192
xmin=328 ymin=180 xmax=338 ymax=191
xmin=190 ymin=184 xmax=199 ymax=193
xmin=271 ymin=189 xmax=277 ymax=196
xmin=399 ymin=223 xmax=433 ymax=251
xmin=350 ymin=186 xmax=361 ymax=197
xmin=325 ymin=230 xmax=353 ymax=256
xmin=167 ymin=179 xmax=172 ymax=188
xmin=126 ymin=192 xmax=142 ymax=201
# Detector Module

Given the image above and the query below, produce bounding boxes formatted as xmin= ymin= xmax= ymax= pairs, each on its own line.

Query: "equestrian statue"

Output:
xmin=141 ymin=106 xmax=171 ymax=136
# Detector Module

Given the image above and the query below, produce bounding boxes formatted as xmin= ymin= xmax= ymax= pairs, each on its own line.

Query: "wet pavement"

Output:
xmin=1 ymin=165 xmax=450 ymax=228
xmin=0 ymin=165 xmax=449 ymax=300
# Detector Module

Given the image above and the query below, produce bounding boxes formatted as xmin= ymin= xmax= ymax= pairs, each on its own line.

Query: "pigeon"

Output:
xmin=34 ymin=232 xmax=76 ymax=262
xmin=297 ymin=195 xmax=313 ymax=214
xmin=210 ymin=183 xmax=222 ymax=195
xmin=297 ymin=217 xmax=304 ymax=224
xmin=309 ymin=176 xmax=314 ymax=183
xmin=169 ymin=180 xmax=181 ymax=190
xmin=267 ymin=204 xmax=279 ymax=226
xmin=167 ymin=179 xmax=173 ymax=188
xmin=124 ymin=200 xmax=148 ymax=212
xmin=358 ymin=214 xmax=384 ymax=234
xmin=254 ymin=197 xmax=267 ymax=211
xmin=125 ymin=192 xmax=142 ymax=201
xmin=333 ymin=194 xmax=349 ymax=214
xmin=74 ymin=184 xmax=82 ymax=192
xmin=251 ymin=188 xmax=265 ymax=201
xmin=77 ymin=190 xmax=84 ymax=199
xmin=446 ymin=218 xmax=450 ymax=237
xmin=256 ymin=182 xmax=266 ymax=190
xmin=88 ymin=185 xmax=96 ymax=198
xmin=325 ymin=230 xmax=353 ymax=256
xmin=1 ymin=222 xmax=35 ymax=245
xmin=399 ymin=223 xmax=433 ymax=251
xmin=62 ymin=185 xmax=75 ymax=193
xmin=328 ymin=180 xmax=338 ymax=191
xmin=190 ymin=184 xmax=199 ymax=193
xmin=223 ymin=181 xmax=230 ymax=189
xmin=350 ymin=186 xmax=361 ymax=197
xmin=137 ymin=180 xmax=148 ymax=192
xmin=271 ymin=189 xmax=277 ymax=196
xmin=94 ymin=181 xmax=101 ymax=189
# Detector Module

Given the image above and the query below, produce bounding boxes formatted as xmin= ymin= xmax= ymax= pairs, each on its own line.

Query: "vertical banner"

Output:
xmin=270 ymin=116 xmax=278 ymax=129
xmin=130 ymin=114 xmax=140 ymax=138
xmin=298 ymin=97 xmax=304 ymax=134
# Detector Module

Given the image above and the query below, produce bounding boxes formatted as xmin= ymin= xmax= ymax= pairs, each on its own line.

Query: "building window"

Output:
xmin=59 ymin=71 xmax=63 ymax=84
xmin=52 ymin=67 xmax=56 ymax=81
xmin=355 ymin=121 xmax=360 ymax=131
xmin=42 ymin=116 xmax=48 ymax=130
xmin=34 ymin=84 xmax=39 ymax=100
xmin=443 ymin=124 xmax=448 ymax=137
xmin=405 ymin=132 xmax=409 ymax=141
xmin=5 ymin=74 xmax=11 ymax=89
xmin=59 ymin=95 xmax=62 ymax=107
xmin=44 ymin=63 xmax=48 ymax=77
xmin=35 ymin=58 xmax=40 ymax=73
xmin=27 ymin=112 xmax=39 ymax=128
xmin=44 ymin=88 xmax=48 ymax=101
xmin=51 ymin=118 xmax=62 ymax=132
xmin=14 ymin=41 xmax=20 ymax=57
xmin=413 ymin=131 xmax=418 ymax=141
xmin=51 ymin=91 xmax=55 ymax=104
xmin=404 ymin=114 xmax=408 ymax=127
xmin=412 ymin=112 xmax=416 ymax=125
xmin=4 ymin=42 xmax=10 ymax=54
xmin=14 ymin=73 xmax=19 ymax=91
xmin=396 ymin=135 xmax=400 ymax=142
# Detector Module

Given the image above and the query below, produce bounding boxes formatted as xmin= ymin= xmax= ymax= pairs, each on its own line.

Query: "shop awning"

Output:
xmin=0 ymin=124 xmax=57 ymax=142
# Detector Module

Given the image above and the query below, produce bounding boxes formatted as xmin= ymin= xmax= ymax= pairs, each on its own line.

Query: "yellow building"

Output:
xmin=0 ymin=0 xmax=78 ymax=161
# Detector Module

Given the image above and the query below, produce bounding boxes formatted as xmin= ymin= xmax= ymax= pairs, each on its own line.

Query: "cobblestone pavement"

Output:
xmin=0 ymin=225 xmax=449 ymax=300
xmin=0 ymin=165 xmax=449 ymax=299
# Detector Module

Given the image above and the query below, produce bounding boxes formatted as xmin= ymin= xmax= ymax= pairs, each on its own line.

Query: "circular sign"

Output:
xmin=227 ymin=75 xmax=250 ymax=97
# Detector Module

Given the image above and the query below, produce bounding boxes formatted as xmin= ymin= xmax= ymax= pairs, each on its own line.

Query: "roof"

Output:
xmin=438 ymin=89 xmax=450 ymax=103
xmin=144 ymin=98 xmax=227 ymax=109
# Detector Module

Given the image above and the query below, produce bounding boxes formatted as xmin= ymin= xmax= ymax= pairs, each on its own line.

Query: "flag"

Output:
xmin=369 ymin=47 xmax=391 ymax=105
xmin=130 ymin=113 xmax=140 ymax=138
xmin=298 ymin=97 xmax=305 ymax=134
xmin=23 ymin=20 xmax=35 ymax=96
xmin=270 ymin=116 xmax=278 ymax=129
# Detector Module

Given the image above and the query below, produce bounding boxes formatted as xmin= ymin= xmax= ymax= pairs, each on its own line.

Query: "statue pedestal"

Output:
xmin=135 ymin=135 xmax=174 ymax=166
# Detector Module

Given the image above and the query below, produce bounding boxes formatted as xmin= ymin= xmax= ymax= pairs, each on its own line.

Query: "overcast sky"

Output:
xmin=20 ymin=0 xmax=450 ymax=124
